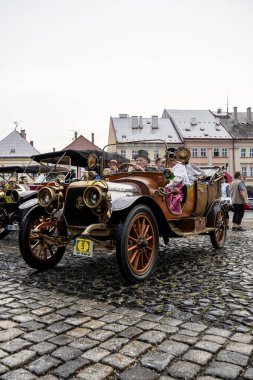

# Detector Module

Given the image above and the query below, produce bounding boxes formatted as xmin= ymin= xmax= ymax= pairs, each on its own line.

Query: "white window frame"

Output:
xmin=213 ymin=148 xmax=219 ymax=157
xmin=222 ymin=148 xmax=228 ymax=157
xmin=200 ymin=148 xmax=206 ymax=157
xmin=192 ymin=148 xmax=198 ymax=157
xmin=241 ymin=148 xmax=246 ymax=157
xmin=132 ymin=150 xmax=138 ymax=159
xmin=120 ymin=150 xmax=126 ymax=158
xmin=241 ymin=166 xmax=247 ymax=176
xmin=153 ymin=149 xmax=159 ymax=160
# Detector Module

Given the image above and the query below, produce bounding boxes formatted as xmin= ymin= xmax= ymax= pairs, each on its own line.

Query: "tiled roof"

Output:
xmin=112 ymin=116 xmax=182 ymax=143
xmin=0 ymin=130 xmax=40 ymax=157
xmin=62 ymin=135 xmax=102 ymax=151
xmin=221 ymin=112 xmax=253 ymax=138
xmin=163 ymin=109 xmax=232 ymax=140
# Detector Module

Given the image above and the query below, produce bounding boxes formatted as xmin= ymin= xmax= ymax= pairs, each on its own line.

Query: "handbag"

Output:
xmin=244 ymin=203 xmax=250 ymax=210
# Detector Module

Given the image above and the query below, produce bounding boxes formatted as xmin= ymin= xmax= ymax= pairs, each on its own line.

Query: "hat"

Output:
xmin=134 ymin=149 xmax=150 ymax=163
xmin=109 ymin=159 xmax=118 ymax=165
xmin=176 ymin=147 xmax=191 ymax=163
xmin=167 ymin=147 xmax=177 ymax=160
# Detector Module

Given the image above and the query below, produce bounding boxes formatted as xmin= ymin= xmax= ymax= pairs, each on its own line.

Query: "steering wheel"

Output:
xmin=118 ymin=163 xmax=136 ymax=172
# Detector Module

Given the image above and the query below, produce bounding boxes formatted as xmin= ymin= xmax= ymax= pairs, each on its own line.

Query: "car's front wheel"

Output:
xmin=116 ymin=205 xmax=159 ymax=283
xmin=19 ymin=206 xmax=67 ymax=270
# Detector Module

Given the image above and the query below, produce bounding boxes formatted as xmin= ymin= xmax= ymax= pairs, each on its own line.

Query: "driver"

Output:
xmin=133 ymin=150 xmax=157 ymax=172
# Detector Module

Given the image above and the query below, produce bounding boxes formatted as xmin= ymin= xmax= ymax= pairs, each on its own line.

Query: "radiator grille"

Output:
xmin=64 ymin=187 xmax=99 ymax=228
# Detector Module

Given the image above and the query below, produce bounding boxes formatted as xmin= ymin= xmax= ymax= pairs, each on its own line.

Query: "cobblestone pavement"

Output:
xmin=0 ymin=213 xmax=252 ymax=379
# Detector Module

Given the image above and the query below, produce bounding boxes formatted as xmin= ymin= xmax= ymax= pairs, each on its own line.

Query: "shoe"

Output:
xmin=232 ymin=226 xmax=246 ymax=231
xmin=237 ymin=226 xmax=246 ymax=231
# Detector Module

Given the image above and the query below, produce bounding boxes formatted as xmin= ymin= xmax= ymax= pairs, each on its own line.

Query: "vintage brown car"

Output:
xmin=19 ymin=142 xmax=228 ymax=283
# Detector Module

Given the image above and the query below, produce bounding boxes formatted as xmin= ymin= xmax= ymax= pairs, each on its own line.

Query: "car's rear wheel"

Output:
xmin=19 ymin=206 xmax=67 ymax=270
xmin=210 ymin=208 xmax=227 ymax=249
xmin=116 ymin=205 xmax=159 ymax=283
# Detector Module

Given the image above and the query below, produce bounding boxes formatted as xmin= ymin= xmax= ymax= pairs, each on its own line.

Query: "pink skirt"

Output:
xmin=165 ymin=183 xmax=183 ymax=214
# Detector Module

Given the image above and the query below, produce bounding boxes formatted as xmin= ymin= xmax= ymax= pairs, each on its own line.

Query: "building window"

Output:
xmin=222 ymin=148 xmax=228 ymax=157
xmin=132 ymin=150 xmax=138 ymax=159
xmin=241 ymin=166 xmax=247 ymax=176
xmin=241 ymin=148 xmax=246 ymax=157
xmin=10 ymin=148 xmax=15 ymax=153
xmin=250 ymin=148 xmax=253 ymax=157
xmin=120 ymin=150 xmax=126 ymax=158
xmin=192 ymin=148 xmax=197 ymax=157
xmin=250 ymin=167 xmax=253 ymax=177
xmin=153 ymin=149 xmax=159 ymax=159
xmin=213 ymin=148 xmax=219 ymax=157
xmin=201 ymin=148 xmax=206 ymax=157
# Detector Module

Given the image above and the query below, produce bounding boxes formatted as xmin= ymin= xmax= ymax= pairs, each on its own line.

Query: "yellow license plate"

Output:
xmin=73 ymin=238 xmax=93 ymax=257
xmin=5 ymin=196 xmax=12 ymax=203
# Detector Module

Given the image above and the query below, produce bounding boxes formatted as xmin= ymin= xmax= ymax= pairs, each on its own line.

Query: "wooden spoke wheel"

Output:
xmin=19 ymin=206 xmax=67 ymax=270
xmin=210 ymin=208 xmax=227 ymax=249
xmin=116 ymin=205 xmax=159 ymax=283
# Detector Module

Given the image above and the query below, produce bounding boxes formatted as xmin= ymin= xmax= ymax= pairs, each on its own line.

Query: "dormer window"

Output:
xmin=200 ymin=128 xmax=205 ymax=131
xmin=10 ymin=148 xmax=15 ymax=153
xmin=122 ymin=135 xmax=127 ymax=138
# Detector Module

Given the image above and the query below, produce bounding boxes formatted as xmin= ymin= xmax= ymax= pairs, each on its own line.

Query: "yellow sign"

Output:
xmin=73 ymin=238 xmax=93 ymax=257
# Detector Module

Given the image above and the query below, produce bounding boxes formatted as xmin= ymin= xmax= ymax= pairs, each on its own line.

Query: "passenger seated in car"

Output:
xmin=176 ymin=147 xmax=206 ymax=184
xmin=103 ymin=159 xmax=118 ymax=176
xmin=164 ymin=149 xmax=190 ymax=214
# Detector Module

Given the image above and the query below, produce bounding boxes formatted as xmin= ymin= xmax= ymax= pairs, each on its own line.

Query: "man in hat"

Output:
xmin=133 ymin=149 xmax=156 ymax=172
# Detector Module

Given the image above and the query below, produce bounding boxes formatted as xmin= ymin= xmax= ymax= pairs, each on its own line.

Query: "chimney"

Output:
xmin=132 ymin=116 xmax=138 ymax=129
xmin=139 ymin=116 xmax=143 ymax=128
xmin=74 ymin=131 xmax=78 ymax=140
xmin=91 ymin=133 xmax=94 ymax=144
xmin=247 ymin=107 xmax=252 ymax=125
xmin=217 ymin=108 xmax=222 ymax=114
xmin=30 ymin=141 xmax=34 ymax=147
xmin=151 ymin=115 xmax=159 ymax=129
xmin=20 ymin=129 xmax=26 ymax=139
xmin=53 ymin=148 xmax=56 ymax=152
xmin=233 ymin=106 xmax=238 ymax=126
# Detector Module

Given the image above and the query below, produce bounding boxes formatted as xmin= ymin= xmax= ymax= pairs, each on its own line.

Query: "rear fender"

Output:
xmin=206 ymin=200 xmax=227 ymax=228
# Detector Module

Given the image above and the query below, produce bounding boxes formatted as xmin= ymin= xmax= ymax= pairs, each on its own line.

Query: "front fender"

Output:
xmin=112 ymin=196 xmax=142 ymax=211
xmin=19 ymin=198 xmax=38 ymax=210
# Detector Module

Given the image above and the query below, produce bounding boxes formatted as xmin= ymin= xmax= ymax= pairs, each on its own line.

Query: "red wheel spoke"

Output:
xmin=128 ymin=235 xmax=138 ymax=243
xmin=129 ymin=249 xmax=139 ymax=264
xmin=128 ymin=244 xmax=138 ymax=252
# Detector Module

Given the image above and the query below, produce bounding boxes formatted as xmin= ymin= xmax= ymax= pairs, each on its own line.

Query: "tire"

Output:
xmin=0 ymin=209 xmax=9 ymax=240
xmin=210 ymin=207 xmax=227 ymax=249
xmin=116 ymin=205 xmax=159 ymax=283
xmin=19 ymin=206 xmax=67 ymax=270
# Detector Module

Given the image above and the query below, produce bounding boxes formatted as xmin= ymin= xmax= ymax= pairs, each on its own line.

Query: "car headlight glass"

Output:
xmin=10 ymin=189 xmax=20 ymax=203
xmin=83 ymin=186 xmax=102 ymax=208
xmin=38 ymin=187 xmax=55 ymax=207
xmin=0 ymin=191 xmax=5 ymax=202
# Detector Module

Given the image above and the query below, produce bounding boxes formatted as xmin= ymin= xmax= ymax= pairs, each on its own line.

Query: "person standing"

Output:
xmin=231 ymin=171 xmax=249 ymax=231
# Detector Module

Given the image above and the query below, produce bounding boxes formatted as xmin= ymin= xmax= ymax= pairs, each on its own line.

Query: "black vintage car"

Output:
xmin=19 ymin=141 xmax=228 ymax=283
xmin=0 ymin=165 xmax=44 ymax=239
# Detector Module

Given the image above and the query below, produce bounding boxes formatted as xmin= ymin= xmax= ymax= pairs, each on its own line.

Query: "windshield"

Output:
xmin=102 ymin=140 xmax=168 ymax=175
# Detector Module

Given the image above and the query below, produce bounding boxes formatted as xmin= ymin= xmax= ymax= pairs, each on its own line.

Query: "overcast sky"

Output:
xmin=0 ymin=0 xmax=252 ymax=152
